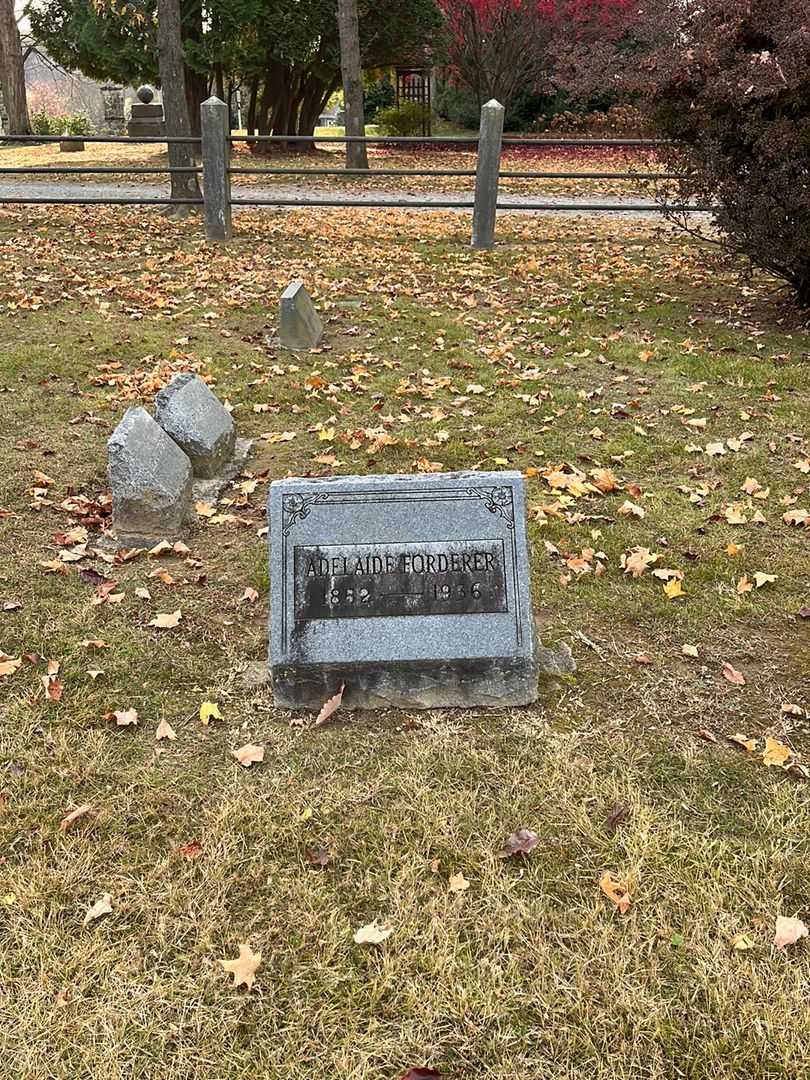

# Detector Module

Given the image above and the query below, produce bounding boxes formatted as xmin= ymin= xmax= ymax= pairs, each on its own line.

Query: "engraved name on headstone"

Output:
xmin=268 ymin=471 xmax=538 ymax=710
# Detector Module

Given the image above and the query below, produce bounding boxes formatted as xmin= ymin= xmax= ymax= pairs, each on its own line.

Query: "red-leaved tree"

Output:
xmin=439 ymin=0 xmax=636 ymax=109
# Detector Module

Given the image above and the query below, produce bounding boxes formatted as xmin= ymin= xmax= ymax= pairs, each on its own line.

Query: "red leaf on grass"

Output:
xmin=400 ymin=1070 xmax=441 ymax=1080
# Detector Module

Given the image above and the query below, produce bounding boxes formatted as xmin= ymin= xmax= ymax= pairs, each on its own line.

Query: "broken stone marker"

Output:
xmin=107 ymin=406 xmax=193 ymax=544
xmin=279 ymin=280 xmax=323 ymax=350
xmin=154 ymin=372 xmax=236 ymax=479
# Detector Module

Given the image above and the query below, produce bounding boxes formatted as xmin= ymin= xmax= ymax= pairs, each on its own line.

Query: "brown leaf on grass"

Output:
xmin=218 ymin=943 xmax=262 ymax=990
xmin=232 ymin=743 xmax=264 ymax=767
xmin=59 ymin=804 xmax=93 ymax=831
xmin=400 ymin=1070 xmax=441 ymax=1080
xmin=622 ymin=546 xmax=658 ymax=578
xmin=149 ymin=610 xmax=182 ymax=629
xmin=618 ymin=499 xmax=645 ymax=519
xmin=41 ymin=674 xmax=64 ymax=702
xmin=315 ymin=683 xmax=345 ymax=726
xmin=774 ymin=916 xmax=809 ymax=949
xmin=155 ymin=718 xmax=177 ymax=741
xmin=80 ymin=639 xmax=108 ymax=649
xmin=498 ymin=828 xmax=540 ymax=858
xmin=762 ymin=737 xmax=792 ymax=767
xmin=178 ymin=839 xmax=203 ymax=860
xmin=0 ymin=655 xmax=22 ymax=677
xmin=600 ymin=871 xmax=632 ymax=914
xmin=353 ymin=919 xmax=394 ymax=944
xmin=722 ymin=662 xmax=746 ymax=686
xmin=590 ymin=467 xmax=618 ymax=493
xmin=799 ymin=607 xmax=810 ymax=619
xmin=83 ymin=892 xmax=113 ymax=927
xmin=306 ymin=846 xmax=331 ymax=868
xmin=109 ymin=708 xmax=138 ymax=727
xmin=603 ymin=803 xmax=631 ymax=837
xmin=241 ymin=587 xmax=259 ymax=603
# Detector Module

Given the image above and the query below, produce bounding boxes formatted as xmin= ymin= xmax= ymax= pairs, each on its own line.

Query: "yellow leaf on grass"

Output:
xmin=448 ymin=872 xmax=470 ymax=893
xmin=149 ymin=610 xmax=182 ymax=628
xmin=199 ymin=701 xmax=223 ymax=725
xmin=0 ymin=656 xmax=22 ymax=677
xmin=753 ymin=572 xmax=776 ymax=588
xmin=599 ymin=871 xmax=632 ymax=914
xmin=732 ymin=932 xmax=756 ymax=951
xmin=726 ymin=543 xmax=745 ymax=557
xmin=762 ymin=737 xmax=792 ymax=767
xmin=218 ymin=943 xmax=262 ymax=990
xmin=737 ymin=576 xmax=753 ymax=594
xmin=664 ymin=578 xmax=685 ymax=600
xmin=353 ymin=919 xmax=394 ymax=945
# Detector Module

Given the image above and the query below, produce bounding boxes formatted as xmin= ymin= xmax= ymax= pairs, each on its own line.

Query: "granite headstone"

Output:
xmin=268 ymin=471 xmax=538 ymax=710
xmin=108 ymin=406 xmax=193 ymax=544
xmin=154 ymin=372 xmax=236 ymax=479
xmin=279 ymin=281 xmax=323 ymax=351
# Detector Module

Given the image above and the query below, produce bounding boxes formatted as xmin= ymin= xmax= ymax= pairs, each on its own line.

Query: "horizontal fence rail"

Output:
xmin=0 ymin=96 xmax=711 ymax=243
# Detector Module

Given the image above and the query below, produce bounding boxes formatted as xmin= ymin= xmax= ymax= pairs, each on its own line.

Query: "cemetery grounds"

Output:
xmin=0 ymin=196 xmax=809 ymax=1079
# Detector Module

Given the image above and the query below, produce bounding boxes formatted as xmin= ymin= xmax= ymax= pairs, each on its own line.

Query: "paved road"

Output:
xmin=0 ymin=179 xmax=706 ymax=220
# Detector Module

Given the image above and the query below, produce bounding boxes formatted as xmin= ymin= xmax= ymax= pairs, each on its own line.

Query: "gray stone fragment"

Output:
xmin=536 ymin=640 xmax=576 ymax=677
xmin=107 ymin=406 xmax=193 ymax=544
xmin=154 ymin=372 xmax=236 ymax=479
xmin=279 ymin=280 xmax=323 ymax=351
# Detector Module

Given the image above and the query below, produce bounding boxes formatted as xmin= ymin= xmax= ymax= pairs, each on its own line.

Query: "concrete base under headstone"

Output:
xmin=271 ymin=655 xmax=539 ymax=711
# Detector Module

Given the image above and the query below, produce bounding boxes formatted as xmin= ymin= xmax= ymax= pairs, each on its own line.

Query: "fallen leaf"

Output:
xmin=233 ymin=743 xmax=264 ymax=767
xmin=722 ymin=662 xmax=746 ymax=686
xmin=732 ymin=932 xmax=756 ymax=951
xmin=41 ymin=673 xmax=64 ymax=701
xmin=618 ymin=500 xmax=645 ymax=519
xmin=306 ymin=846 xmax=331 ymax=868
xmin=59 ymin=803 xmax=93 ymax=831
xmin=155 ymin=718 xmax=177 ymax=741
xmin=111 ymin=708 xmax=138 ymax=727
xmin=728 ymin=732 xmax=757 ymax=752
xmin=603 ymin=802 xmax=631 ymax=837
xmin=218 ymin=943 xmax=262 ymax=989
xmin=178 ymin=839 xmax=203 ymax=860
xmin=199 ymin=700 xmax=223 ymax=725
xmin=599 ymin=871 xmax=632 ymax=914
xmin=682 ymin=644 xmax=699 ymax=657
xmin=762 ymin=737 xmax=792 ymax=767
xmin=664 ymin=578 xmax=685 ymax=600
xmin=400 ymin=1070 xmax=441 ymax=1080
xmin=448 ymin=871 xmax=470 ymax=893
xmin=774 ymin=916 xmax=808 ymax=950
xmin=353 ymin=919 xmax=394 ymax=945
xmin=781 ymin=703 xmax=805 ymax=717
xmin=241 ymin=587 xmax=259 ymax=604
xmin=753 ymin=572 xmax=776 ymax=588
xmin=315 ymin=683 xmax=345 ymax=726
xmin=498 ymin=828 xmax=540 ymax=858
xmin=83 ymin=892 xmax=113 ymax=927
xmin=0 ymin=656 xmax=22 ymax=677
xmin=149 ymin=610 xmax=182 ymax=628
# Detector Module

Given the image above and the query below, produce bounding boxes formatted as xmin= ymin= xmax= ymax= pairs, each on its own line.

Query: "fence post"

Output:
xmin=201 ymin=96 xmax=232 ymax=242
xmin=471 ymin=99 xmax=505 ymax=250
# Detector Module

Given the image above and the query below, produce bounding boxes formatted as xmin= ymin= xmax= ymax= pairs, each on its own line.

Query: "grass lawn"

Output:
xmin=0 ymin=203 xmax=809 ymax=1079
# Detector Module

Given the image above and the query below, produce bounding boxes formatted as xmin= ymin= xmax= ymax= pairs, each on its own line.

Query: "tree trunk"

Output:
xmin=0 ymin=0 xmax=30 ymax=135
xmin=246 ymin=75 xmax=259 ymax=146
xmin=337 ymin=0 xmax=368 ymax=169
xmin=156 ymin=0 xmax=202 ymax=211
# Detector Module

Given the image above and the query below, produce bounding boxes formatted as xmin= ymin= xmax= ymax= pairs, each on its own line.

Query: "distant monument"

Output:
xmin=127 ymin=86 xmax=164 ymax=138
xmin=100 ymin=84 xmax=126 ymax=136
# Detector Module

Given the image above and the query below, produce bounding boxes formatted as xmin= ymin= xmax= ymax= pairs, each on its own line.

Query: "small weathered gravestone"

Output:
xmin=268 ymin=471 xmax=538 ymax=710
xmin=154 ymin=372 xmax=236 ymax=479
xmin=279 ymin=281 xmax=323 ymax=351
xmin=108 ymin=406 xmax=193 ymax=544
